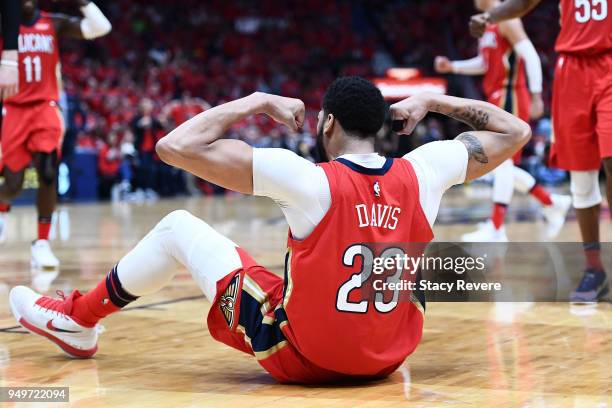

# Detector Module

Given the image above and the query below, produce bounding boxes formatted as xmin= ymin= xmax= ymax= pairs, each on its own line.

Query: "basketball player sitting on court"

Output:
xmin=0 ymin=0 xmax=111 ymax=268
xmin=9 ymin=77 xmax=531 ymax=383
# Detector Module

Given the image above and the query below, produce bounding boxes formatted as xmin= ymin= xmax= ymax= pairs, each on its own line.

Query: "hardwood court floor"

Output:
xmin=0 ymin=192 xmax=610 ymax=407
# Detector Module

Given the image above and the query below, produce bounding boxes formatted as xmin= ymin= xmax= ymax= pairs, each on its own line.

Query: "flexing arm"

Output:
xmin=0 ymin=0 xmax=20 ymax=100
xmin=434 ymin=55 xmax=487 ymax=76
xmin=499 ymin=19 xmax=544 ymax=118
xmin=390 ymin=93 xmax=531 ymax=182
xmin=53 ymin=0 xmax=111 ymax=40
xmin=156 ymin=92 xmax=305 ymax=194
xmin=470 ymin=0 xmax=541 ymax=37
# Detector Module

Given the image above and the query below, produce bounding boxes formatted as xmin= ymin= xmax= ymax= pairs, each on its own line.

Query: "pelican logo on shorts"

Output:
xmin=219 ymin=273 xmax=240 ymax=328
xmin=373 ymin=181 xmax=381 ymax=198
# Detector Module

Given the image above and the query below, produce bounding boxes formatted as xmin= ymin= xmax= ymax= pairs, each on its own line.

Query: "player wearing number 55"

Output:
xmin=9 ymin=77 xmax=530 ymax=383
xmin=470 ymin=0 xmax=611 ymax=302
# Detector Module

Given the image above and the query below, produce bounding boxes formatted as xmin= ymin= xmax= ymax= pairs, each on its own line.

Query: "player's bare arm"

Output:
xmin=51 ymin=0 xmax=111 ymax=40
xmin=470 ymin=0 xmax=541 ymax=37
xmin=390 ymin=93 xmax=531 ymax=182
xmin=156 ymin=92 xmax=305 ymax=194
xmin=499 ymin=18 xmax=544 ymax=119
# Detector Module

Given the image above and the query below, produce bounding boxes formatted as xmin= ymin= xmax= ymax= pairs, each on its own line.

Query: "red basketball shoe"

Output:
xmin=9 ymin=286 xmax=103 ymax=358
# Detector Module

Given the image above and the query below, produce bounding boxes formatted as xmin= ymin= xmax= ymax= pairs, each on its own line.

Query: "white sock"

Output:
xmin=117 ymin=210 xmax=242 ymax=301
xmin=492 ymin=159 xmax=514 ymax=205
xmin=513 ymin=166 xmax=536 ymax=194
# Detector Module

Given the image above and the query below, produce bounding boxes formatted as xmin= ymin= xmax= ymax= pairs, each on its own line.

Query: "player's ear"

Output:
xmin=323 ymin=113 xmax=335 ymax=138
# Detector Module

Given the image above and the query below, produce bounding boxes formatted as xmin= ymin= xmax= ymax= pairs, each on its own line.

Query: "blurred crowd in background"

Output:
xmin=39 ymin=0 xmax=563 ymax=201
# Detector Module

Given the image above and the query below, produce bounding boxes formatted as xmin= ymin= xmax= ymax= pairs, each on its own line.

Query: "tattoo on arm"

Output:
xmin=433 ymin=104 xmax=490 ymax=130
xmin=457 ymin=133 xmax=489 ymax=164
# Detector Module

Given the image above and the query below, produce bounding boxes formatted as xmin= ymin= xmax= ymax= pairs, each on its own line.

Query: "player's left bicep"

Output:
xmin=158 ymin=137 xmax=254 ymax=194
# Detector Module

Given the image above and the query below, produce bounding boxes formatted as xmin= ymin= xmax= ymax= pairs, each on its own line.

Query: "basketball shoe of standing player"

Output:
xmin=10 ymin=80 xmax=531 ymax=381
xmin=0 ymin=0 xmax=111 ymax=269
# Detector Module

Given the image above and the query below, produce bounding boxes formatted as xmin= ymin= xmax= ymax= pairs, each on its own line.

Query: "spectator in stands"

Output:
xmin=97 ymin=131 xmax=122 ymax=200
xmin=131 ymin=98 xmax=163 ymax=199
xmin=160 ymin=91 xmax=210 ymax=129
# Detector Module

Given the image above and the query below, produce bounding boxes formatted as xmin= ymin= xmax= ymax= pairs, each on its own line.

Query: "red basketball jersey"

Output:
xmin=279 ymin=158 xmax=433 ymax=375
xmin=480 ymin=24 xmax=527 ymax=99
xmin=5 ymin=12 xmax=60 ymax=105
xmin=556 ymin=0 xmax=612 ymax=54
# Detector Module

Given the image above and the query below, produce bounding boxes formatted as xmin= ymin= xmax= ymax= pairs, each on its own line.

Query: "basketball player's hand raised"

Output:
xmin=389 ymin=94 xmax=430 ymax=135
xmin=256 ymin=93 xmax=305 ymax=132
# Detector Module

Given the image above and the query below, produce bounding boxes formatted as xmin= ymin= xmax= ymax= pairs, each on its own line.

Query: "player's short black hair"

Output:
xmin=322 ymin=76 xmax=386 ymax=139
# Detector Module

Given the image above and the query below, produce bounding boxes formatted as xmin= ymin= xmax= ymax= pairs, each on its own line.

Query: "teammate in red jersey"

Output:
xmin=9 ymin=77 xmax=530 ymax=381
xmin=470 ymin=0 xmax=611 ymax=302
xmin=0 ymin=0 xmax=110 ymax=264
xmin=435 ymin=0 xmax=571 ymax=243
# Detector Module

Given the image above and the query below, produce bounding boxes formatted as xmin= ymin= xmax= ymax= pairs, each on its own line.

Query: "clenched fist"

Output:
xmin=389 ymin=94 xmax=432 ymax=135
xmin=255 ymin=92 xmax=305 ymax=132
xmin=434 ymin=56 xmax=453 ymax=74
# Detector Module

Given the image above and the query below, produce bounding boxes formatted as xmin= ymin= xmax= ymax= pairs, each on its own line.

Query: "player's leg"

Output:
xmin=604 ymin=157 xmax=612 ymax=218
xmin=548 ymin=55 xmax=606 ymax=301
xmin=595 ymin=63 xmax=612 ymax=219
xmin=0 ymin=166 xmax=26 ymax=243
xmin=491 ymin=159 xmax=513 ymax=235
xmin=0 ymin=159 xmax=26 ymax=201
xmin=569 ymin=170 xmax=607 ymax=301
xmin=26 ymin=103 xmax=65 ymax=268
xmin=9 ymin=209 xmax=242 ymax=357
xmin=461 ymin=158 xmax=512 ymax=242
xmin=29 ymin=151 xmax=60 ymax=269
xmin=572 ymin=60 xmax=612 ymax=301
xmin=0 ymin=104 xmax=31 ymax=242
xmin=512 ymin=166 xmax=571 ymax=238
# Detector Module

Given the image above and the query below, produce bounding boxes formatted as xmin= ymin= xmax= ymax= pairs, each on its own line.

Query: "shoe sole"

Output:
xmin=9 ymin=292 xmax=96 ymax=359
xmin=570 ymin=285 xmax=610 ymax=304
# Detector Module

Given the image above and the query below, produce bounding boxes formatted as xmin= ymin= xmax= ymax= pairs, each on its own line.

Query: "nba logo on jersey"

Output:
xmin=373 ymin=181 xmax=381 ymax=197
